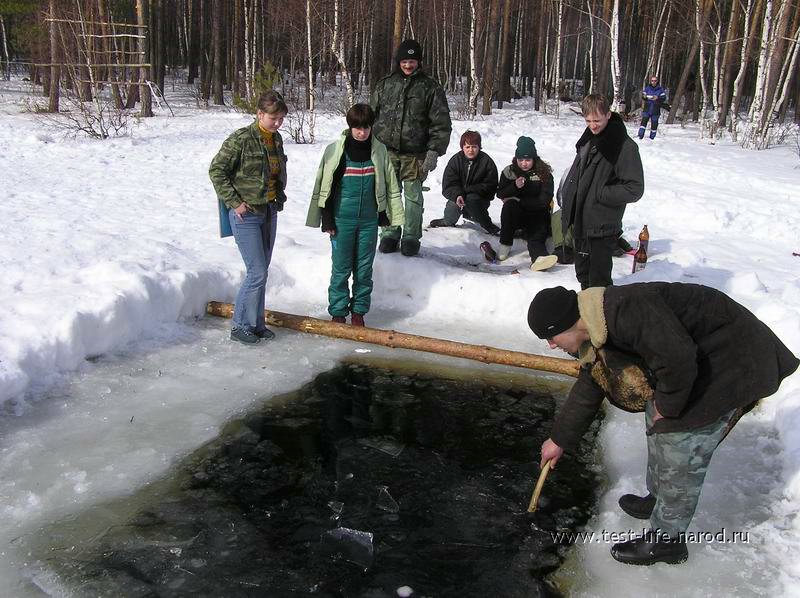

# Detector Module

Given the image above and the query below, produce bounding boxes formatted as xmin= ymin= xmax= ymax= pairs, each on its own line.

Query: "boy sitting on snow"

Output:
xmin=429 ymin=130 xmax=499 ymax=236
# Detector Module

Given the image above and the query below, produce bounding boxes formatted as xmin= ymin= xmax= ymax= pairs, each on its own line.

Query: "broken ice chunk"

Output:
xmin=320 ymin=527 xmax=374 ymax=568
xmin=376 ymin=486 xmax=399 ymax=513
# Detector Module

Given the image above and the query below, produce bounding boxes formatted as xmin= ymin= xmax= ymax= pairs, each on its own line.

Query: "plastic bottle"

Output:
xmin=632 ymin=243 xmax=647 ymax=273
xmin=638 ymin=224 xmax=649 ymax=253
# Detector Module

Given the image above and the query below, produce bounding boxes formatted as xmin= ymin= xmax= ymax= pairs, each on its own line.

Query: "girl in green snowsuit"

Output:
xmin=306 ymin=104 xmax=404 ymax=326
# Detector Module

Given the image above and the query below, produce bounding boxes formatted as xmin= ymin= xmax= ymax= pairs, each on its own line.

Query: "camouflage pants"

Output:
xmin=645 ymin=401 xmax=736 ymax=538
xmin=381 ymin=151 xmax=425 ymax=242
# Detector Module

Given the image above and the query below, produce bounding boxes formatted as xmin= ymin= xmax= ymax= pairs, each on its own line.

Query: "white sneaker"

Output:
xmin=530 ymin=255 xmax=558 ymax=271
xmin=498 ymin=244 xmax=512 ymax=261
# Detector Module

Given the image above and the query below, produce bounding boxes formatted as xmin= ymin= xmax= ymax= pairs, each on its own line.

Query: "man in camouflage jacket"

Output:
xmin=371 ymin=39 xmax=452 ymax=257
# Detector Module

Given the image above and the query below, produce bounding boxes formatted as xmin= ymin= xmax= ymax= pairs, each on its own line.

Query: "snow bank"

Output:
xmin=1 ymin=81 xmax=799 ymax=595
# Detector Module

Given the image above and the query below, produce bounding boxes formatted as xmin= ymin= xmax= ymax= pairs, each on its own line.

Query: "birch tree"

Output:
xmin=305 ymin=0 xmax=316 ymax=142
xmin=467 ymin=0 xmax=480 ymax=118
xmin=609 ymin=0 xmax=622 ymax=112
xmin=553 ymin=0 xmax=563 ymax=117
xmin=0 ymin=15 xmax=9 ymax=80
xmin=585 ymin=0 xmax=595 ymax=94
xmin=329 ymin=0 xmax=355 ymax=107
xmin=742 ymin=0 xmax=776 ymax=147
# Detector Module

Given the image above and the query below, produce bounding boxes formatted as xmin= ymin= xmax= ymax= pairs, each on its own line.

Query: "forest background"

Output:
xmin=0 ymin=0 xmax=797 ymax=149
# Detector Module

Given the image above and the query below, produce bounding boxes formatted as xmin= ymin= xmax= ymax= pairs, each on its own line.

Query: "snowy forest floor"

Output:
xmin=1 ymin=77 xmax=800 ymax=596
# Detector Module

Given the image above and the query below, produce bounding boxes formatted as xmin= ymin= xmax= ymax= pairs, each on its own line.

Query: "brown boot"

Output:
xmin=331 ymin=316 xmax=346 ymax=324
xmin=351 ymin=313 xmax=365 ymax=327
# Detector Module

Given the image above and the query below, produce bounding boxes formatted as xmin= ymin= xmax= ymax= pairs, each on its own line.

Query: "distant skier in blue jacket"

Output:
xmin=638 ymin=75 xmax=667 ymax=140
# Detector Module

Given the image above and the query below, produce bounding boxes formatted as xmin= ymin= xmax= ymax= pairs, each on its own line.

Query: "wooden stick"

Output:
xmin=527 ymin=460 xmax=552 ymax=512
xmin=206 ymin=302 xmax=580 ymax=378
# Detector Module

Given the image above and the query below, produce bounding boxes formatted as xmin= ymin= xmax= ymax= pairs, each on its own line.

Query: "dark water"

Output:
xmin=35 ymin=363 xmax=602 ymax=598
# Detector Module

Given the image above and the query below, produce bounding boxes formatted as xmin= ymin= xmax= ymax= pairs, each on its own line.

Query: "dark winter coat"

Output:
xmin=641 ymin=84 xmax=667 ymax=115
xmin=441 ymin=151 xmax=498 ymax=203
xmin=209 ymin=120 xmax=288 ymax=210
xmin=496 ymin=160 xmax=554 ymax=211
xmin=559 ymin=113 xmax=644 ymax=240
xmin=370 ymin=69 xmax=452 ymax=156
xmin=550 ymin=283 xmax=800 ymax=451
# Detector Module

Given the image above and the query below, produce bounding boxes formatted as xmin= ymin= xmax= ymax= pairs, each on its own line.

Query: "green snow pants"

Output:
xmin=551 ymin=210 xmax=574 ymax=249
xmin=381 ymin=151 xmax=424 ymax=243
xmin=645 ymin=400 xmax=737 ymax=539
xmin=328 ymin=217 xmax=379 ymax=317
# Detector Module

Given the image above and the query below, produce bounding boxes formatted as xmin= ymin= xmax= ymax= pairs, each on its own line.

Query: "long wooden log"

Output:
xmin=206 ymin=302 xmax=580 ymax=378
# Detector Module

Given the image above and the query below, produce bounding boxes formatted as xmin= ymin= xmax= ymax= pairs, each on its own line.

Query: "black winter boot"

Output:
xmin=618 ymin=493 xmax=656 ymax=519
xmin=400 ymin=239 xmax=420 ymax=257
xmin=617 ymin=236 xmax=634 ymax=252
xmin=483 ymin=223 xmax=500 ymax=236
xmin=611 ymin=531 xmax=688 ymax=566
xmin=554 ymin=246 xmax=574 ymax=265
xmin=379 ymin=237 xmax=399 ymax=254
xmin=428 ymin=218 xmax=451 ymax=228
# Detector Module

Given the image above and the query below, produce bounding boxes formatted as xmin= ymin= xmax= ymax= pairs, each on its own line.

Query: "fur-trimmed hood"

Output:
xmin=576 ymin=287 xmax=608 ymax=366
xmin=574 ymin=112 xmax=629 ymax=165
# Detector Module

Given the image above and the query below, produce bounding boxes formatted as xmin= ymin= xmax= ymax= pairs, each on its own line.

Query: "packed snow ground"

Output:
xmin=1 ymin=77 xmax=799 ymax=596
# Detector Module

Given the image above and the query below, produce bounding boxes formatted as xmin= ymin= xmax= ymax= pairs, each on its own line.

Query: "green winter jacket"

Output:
xmin=209 ymin=120 xmax=288 ymax=210
xmin=306 ymin=132 xmax=404 ymax=228
xmin=370 ymin=69 xmax=452 ymax=156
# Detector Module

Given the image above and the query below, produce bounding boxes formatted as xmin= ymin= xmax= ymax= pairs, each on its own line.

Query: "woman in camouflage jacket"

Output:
xmin=209 ymin=91 xmax=288 ymax=345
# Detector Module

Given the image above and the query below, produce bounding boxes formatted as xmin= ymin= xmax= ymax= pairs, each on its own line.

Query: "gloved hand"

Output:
xmin=378 ymin=211 xmax=390 ymax=227
xmin=420 ymin=150 xmax=439 ymax=181
xmin=275 ymin=199 xmax=286 ymax=212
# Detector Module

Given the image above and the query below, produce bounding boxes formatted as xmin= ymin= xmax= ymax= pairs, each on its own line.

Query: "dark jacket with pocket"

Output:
xmin=496 ymin=160 xmax=554 ymax=211
xmin=550 ymin=282 xmax=799 ymax=451
xmin=441 ymin=151 xmax=498 ymax=203
xmin=559 ymin=113 xmax=643 ymax=240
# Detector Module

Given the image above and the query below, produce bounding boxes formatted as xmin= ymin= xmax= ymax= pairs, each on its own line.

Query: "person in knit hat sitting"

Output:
xmin=428 ymin=130 xmax=499 ymax=235
xmin=495 ymin=136 xmax=558 ymax=271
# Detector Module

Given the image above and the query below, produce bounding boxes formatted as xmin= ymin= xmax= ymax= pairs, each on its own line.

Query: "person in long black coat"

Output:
xmin=559 ymin=94 xmax=644 ymax=288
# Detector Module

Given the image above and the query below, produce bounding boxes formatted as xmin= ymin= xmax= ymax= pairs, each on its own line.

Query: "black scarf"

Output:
xmin=345 ymin=135 xmax=372 ymax=162
xmin=575 ymin=112 xmax=629 ymax=165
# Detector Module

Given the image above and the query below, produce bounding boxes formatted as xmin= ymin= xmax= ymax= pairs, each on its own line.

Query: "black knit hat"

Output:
xmin=515 ymin=136 xmax=537 ymax=160
xmin=528 ymin=287 xmax=579 ymax=339
xmin=396 ymin=39 xmax=423 ymax=64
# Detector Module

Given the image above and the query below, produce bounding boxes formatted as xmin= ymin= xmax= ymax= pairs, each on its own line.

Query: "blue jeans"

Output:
xmin=228 ymin=205 xmax=277 ymax=333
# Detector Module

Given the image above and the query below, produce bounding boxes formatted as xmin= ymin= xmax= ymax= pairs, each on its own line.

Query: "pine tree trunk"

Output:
xmin=534 ymin=2 xmax=547 ymax=110
xmin=232 ymin=0 xmax=241 ymax=99
xmin=716 ymin=0 xmax=741 ymax=127
xmin=48 ymin=0 xmax=60 ymax=112
xmin=595 ymin=0 xmax=612 ymax=96
xmin=497 ymin=0 xmax=513 ymax=106
xmin=187 ymin=0 xmax=199 ymax=83
xmin=666 ymin=30 xmax=699 ymax=124
xmin=393 ymin=0 xmax=404 ymax=50
xmin=136 ymin=0 xmax=153 ymax=116
xmin=211 ymin=0 xmax=224 ymax=105
xmin=481 ymin=0 xmax=501 ymax=115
